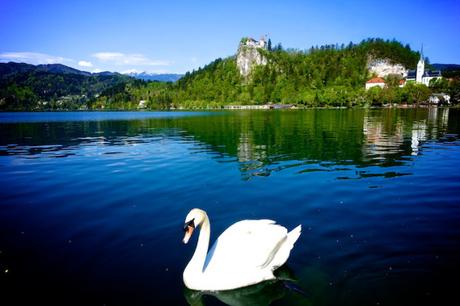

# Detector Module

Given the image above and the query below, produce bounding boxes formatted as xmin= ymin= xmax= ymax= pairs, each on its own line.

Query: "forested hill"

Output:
xmin=0 ymin=62 xmax=136 ymax=110
xmin=95 ymin=38 xmax=454 ymax=109
xmin=171 ymin=38 xmax=422 ymax=107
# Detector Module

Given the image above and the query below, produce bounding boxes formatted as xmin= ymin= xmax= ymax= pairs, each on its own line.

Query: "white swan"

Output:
xmin=182 ymin=208 xmax=301 ymax=291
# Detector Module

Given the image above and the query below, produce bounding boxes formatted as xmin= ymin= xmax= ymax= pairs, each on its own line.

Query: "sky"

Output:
xmin=0 ymin=0 xmax=459 ymax=74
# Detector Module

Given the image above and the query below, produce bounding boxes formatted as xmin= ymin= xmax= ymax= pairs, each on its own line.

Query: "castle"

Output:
xmin=241 ymin=36 xmax=268 ymax=49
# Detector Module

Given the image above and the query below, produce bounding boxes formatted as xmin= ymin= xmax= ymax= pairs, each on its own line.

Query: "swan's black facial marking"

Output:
xmin=183 ymin=218 xmax=195 ymax=231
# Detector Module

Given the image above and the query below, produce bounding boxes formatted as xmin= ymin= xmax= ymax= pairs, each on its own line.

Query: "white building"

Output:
xmin=406 ymin=47 xmax=442 ymax=86
xmin=365 ymin=77 xmax=386 ymax=90
xmin=428 ymin=93 xmax=451 ymax=105
xmin=138 ymin=100 xmax=147 ymax=109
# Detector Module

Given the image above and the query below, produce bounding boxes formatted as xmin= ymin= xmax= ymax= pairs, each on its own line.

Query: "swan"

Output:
xmin=182 ymin=208 xmax=302 ymax=291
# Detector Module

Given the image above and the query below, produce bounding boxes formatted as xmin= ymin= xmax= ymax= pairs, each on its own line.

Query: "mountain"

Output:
xmin=431 ymin=63 xmax=460 ymax=78
xmin=0 ymin=62 xmax=136 ymax=110
xmin=432 ymin=63 xmax=460 ymax=71
xmin=0 ymin=62 xmax=91 ymax=78
xmin=125 ymin=71 xmax=183 ymax=82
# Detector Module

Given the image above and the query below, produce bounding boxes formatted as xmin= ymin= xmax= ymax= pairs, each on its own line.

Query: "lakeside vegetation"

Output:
xmin=1 ymin=38 xmax=460 ymax=111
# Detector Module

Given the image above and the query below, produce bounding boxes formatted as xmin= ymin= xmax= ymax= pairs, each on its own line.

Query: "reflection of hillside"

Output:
xmin=363 ymin=108 xmax=450 ymax=161
xmin=363 ymin=114 xmax=404 ymax=160
xmin=0 ymin=109 xmax=457 ymax=176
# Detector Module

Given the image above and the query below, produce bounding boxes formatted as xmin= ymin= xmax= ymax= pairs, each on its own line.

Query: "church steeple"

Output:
xmin=416 ymin=44 xmax=425 ymax=83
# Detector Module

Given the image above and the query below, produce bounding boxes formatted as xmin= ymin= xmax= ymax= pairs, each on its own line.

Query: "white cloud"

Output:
xmin=92 ymin=52 xmax=170 ymax=66
xmin=0 ymin=52 xmax=71 ymax=65
xmin=91 ymin=68 xmax=103 ymax=73
xmin=78 ymin=60 xmax=93 ymax=67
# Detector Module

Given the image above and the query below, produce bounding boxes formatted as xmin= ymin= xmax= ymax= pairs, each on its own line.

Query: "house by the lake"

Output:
xmin=365 ymin=77 xmax=386 ymax=90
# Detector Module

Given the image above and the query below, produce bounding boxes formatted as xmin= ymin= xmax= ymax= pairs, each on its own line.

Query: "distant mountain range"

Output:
xmin=432 ymin=63 xmax=460 ymax=71
xmin=0 ymin=62 xmax=120 ymax=78
xmin=124 ymin=71 xmax=183 ymax=82
xmin=0 ymin=62 xmax=183 ymax=82
xmin=0 ymin=62 xmax=183 ymax=110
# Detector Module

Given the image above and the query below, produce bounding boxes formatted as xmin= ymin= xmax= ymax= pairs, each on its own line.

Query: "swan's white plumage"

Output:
xmin=182 ymin=209 xmax=301 ymax=291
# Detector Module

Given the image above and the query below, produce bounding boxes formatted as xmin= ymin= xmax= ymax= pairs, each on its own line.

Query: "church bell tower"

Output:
xmin=416 ymin=45 xmax=425 ymax=84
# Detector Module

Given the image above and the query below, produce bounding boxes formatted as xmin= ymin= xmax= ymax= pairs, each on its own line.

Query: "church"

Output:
xmin=406 ymin=48 xmax=442 ymax=86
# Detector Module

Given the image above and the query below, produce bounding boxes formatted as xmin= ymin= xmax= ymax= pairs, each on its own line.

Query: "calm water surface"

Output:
xmin=0 ymin=109 xmax=459 ymax=305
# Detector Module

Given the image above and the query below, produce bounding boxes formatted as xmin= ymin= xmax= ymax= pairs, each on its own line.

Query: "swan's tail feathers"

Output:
xmin=287 ymin=225 xmax=302 ymax=246
xmin=270 ymin=225 xmax=302 ymax=271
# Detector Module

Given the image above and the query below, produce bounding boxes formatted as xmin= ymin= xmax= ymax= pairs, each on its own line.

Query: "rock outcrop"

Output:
xmin=236 ymin=37 xmax=267 ymax=77
xmin=368 ymin=58 xmax=407 ymax=78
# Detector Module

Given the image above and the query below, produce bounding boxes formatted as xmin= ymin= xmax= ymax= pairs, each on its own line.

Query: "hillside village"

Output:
xmin=365 ymin=48 xmax=449 ymax=104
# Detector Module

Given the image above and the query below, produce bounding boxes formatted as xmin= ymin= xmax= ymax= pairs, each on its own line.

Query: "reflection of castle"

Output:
xmin=237 ymin=131 xmax=267 ymax=172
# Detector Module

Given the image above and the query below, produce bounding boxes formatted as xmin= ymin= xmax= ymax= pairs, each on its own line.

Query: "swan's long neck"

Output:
xmin=186 ymin=214 xmax=210 ymax=275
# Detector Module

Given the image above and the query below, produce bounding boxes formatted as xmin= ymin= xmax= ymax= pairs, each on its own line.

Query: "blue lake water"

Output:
xmin=0 ymin=109 xmax=459 ymax=305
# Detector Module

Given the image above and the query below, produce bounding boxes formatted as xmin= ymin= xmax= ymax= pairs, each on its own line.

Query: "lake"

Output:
xmin=1 ymin=108 xmax=459 ymax=306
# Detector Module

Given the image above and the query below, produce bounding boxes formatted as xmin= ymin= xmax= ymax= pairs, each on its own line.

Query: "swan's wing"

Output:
xmin=204 ymin=219 xmax=288 ymax=274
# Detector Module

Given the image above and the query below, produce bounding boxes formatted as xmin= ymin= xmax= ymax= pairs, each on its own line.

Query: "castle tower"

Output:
xmin=416 ymin=45 xmax=425 ymax=84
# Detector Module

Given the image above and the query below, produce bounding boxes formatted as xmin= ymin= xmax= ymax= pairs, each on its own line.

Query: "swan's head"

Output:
xmin=183 ymin=208 xmax=206 ymax=244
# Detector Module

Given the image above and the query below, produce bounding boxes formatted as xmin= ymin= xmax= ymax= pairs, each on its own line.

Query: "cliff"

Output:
xmin=236 ymin=37 xmax=268 ymax=77
xmin=368 ymin=58 xmax=407 ymax=78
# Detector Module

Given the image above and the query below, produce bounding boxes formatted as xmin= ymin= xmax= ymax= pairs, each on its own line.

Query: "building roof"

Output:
xmin=423 ymin=70 xmax=442 ymax=77
xmin=366 ymin=77 xmax=385 ymax=84
xmin=407 ymin=69 xmax=442 ymax=79
xmin=407 ymin=70 xmax=416 ymax=78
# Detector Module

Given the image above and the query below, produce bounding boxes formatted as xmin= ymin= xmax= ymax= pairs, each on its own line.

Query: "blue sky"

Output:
xmin=1 ymin=0 xmax=459 ymax=74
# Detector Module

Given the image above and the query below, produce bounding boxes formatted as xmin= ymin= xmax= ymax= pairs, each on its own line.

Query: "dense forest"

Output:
xmin=92 ymin=38 xmax=460 ymax=109
xmin=0 ymin=63 xmax=133 ymax=110
xmin=1 ymin=38 xmax=460 ymax=110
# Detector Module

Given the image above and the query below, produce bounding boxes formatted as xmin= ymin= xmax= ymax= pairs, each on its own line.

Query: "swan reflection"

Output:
xmin=184 ymin=279 xmax=286 ymax=306
xmin=184 ymin=266 xmax=308 ymax=306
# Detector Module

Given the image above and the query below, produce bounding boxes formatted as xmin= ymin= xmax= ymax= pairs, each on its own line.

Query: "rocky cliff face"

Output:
xmin=368 ymin=58 xmax=407 ymax=78
xmin=236 ymin=41 xmax=267 ymax=77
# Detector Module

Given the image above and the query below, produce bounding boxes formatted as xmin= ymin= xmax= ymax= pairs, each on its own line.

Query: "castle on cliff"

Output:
xmin=241 ymin=36 xmax=268 ymax=49
xmin=236 ymin=36 xmax=268 ymax=77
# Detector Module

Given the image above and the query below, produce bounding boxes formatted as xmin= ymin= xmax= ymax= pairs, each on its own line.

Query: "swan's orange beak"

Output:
xmin=182 ymin=219 xmax=195 ymax=244
xmin=183 ymin=226 xmax=194 ymax=244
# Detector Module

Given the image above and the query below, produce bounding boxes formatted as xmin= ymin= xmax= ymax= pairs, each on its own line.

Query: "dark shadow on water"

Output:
xmin=184 ymin=281 xmax=285 ymax=306
xmin=183 ymin=266 xmax=310 ymax=306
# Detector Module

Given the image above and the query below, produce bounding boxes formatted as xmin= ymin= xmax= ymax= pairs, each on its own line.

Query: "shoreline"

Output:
xmin=1 ymin=104 xmax=457 ymax=113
